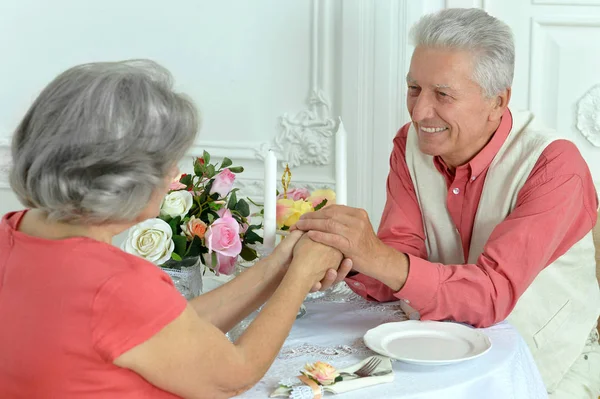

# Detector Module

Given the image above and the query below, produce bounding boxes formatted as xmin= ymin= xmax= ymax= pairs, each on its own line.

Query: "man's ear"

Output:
xmin=489 ymin=87 xmax=511 ymax=122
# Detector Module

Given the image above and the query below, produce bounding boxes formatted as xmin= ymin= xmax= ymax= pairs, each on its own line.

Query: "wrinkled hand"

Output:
xmin=269 ymin=230 xmax=305 ymax=267
xmin=292 ymin=205 xmax=381 ymax=273
xmin=288 ymin=235 xmax=345 ymax=287
xmin=268 ymin=231 xmax=352 ymax=292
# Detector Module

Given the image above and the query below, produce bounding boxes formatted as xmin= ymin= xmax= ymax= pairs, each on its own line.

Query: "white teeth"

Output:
xmin=420 ymin=126 xmax=447 ymax=133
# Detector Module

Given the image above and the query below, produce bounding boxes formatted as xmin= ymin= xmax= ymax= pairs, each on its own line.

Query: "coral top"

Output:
xmin=0 ymin=210 xmax=187 ymax=398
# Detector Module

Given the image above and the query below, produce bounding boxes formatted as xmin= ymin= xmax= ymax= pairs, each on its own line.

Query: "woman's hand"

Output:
xmin=287 ymin=235 xmax=344 ymax=286
xmin=267 ymin=230 xmax=305 ymax=269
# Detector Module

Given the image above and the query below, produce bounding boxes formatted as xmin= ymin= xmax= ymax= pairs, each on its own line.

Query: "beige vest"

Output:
xmin=404 ymin=111 xmax=600 ymax=392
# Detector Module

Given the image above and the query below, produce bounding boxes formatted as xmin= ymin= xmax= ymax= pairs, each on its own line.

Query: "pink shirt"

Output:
xmin=347 ymin=109 xmax=598 ymax=327
xmin=0 ymin=210 xmax=187 ymax=398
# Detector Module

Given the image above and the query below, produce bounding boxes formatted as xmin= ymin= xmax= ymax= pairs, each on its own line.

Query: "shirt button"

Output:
xmin=404 ymin=299 xmax=411 ymax=304
xmin=452 ymin=187 xmax=460 ymax=195
xmin=471 ymin=176 xmax=476 ymax=181
xmin=353 ymin=282 xmax=361 ymax=287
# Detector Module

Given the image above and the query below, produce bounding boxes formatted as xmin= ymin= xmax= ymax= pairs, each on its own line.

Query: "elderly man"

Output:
xmin=294 ymin=8 xmax=600 ymax=398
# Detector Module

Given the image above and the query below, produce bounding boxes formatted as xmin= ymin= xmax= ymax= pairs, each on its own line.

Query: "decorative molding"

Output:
xmin=576 ymin=84 xmax=600 ymax=147
xmin=529 ymin=17 xmax=600 ymax=129
xmin=255 ymin=0 xmax=337 ymax=168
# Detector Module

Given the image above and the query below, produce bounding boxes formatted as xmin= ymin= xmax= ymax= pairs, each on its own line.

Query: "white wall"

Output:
xmin=1 ymin=0 xmax=599 ymax=232
xmin=0 ymin=0 xmax=340 ymax=219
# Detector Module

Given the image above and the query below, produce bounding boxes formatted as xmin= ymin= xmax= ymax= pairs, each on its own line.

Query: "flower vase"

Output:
xmin=161 ymin=256 xmax=204 ymax=300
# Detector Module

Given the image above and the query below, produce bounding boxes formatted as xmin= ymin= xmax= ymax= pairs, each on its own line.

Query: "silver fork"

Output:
xmin=339 ymin=357 xmax=383 ymax=378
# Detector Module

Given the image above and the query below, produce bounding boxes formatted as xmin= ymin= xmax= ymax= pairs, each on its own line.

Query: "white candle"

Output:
xmin=263 ymin=150 xmax=277 ymax=252
xmin=335 ymin=118 xmax=348 ymax=206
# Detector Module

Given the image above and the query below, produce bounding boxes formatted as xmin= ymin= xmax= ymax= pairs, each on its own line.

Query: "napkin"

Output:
xmin=270 ymin=355 xmax=394 ymax=398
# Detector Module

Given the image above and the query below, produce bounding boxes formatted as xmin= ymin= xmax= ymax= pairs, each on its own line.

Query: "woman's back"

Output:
xmin=0 ymin=210 xmax=186 ymax=398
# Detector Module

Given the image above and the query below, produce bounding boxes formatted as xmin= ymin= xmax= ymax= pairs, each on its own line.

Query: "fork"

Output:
xmin=339 ymin=357 xmax=383 ymax=378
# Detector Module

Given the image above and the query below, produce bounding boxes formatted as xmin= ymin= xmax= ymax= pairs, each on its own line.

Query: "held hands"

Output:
xmin=291 ymin=205 xmax=382 ymax=275
xmin=269 ymin=231 xmax=352 ymax=292
xmin=287 ymin=234 xmax=345 ymax=286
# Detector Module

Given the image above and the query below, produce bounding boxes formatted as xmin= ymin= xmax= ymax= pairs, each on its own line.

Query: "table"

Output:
xmin=236 ymin=287 xmax=548 ymax=398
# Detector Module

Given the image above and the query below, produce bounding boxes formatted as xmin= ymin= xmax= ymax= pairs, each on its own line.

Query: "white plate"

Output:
xmin=364 ymin=320 xmax=492 ymax=366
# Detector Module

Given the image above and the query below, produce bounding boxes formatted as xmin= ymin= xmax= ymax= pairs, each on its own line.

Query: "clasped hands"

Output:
xmin=271 ymin=205 xmax=382 ymax=292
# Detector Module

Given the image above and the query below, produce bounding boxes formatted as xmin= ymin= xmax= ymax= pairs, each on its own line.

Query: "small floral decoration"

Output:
xmin=122 ymin=151 xmax=262 ymax=275
xmin=300 ymin=361 xmax=342 ymax=386
xmin=275 ymin=165 xmax=336 ymax=230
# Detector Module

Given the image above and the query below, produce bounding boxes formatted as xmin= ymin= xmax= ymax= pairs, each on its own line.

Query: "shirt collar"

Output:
xmin=433 ymin=108 xmax=513 ymax=178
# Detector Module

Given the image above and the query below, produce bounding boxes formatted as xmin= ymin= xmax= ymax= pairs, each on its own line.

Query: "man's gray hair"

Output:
xmin=10 ymin=59 xmax=199 ymax=224
xmin=410 ymin=8 xmax=515 ymax=97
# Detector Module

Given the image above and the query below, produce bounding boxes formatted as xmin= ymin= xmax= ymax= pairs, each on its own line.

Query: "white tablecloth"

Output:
xmin=236 ymin=289 xmax=548 ymax=399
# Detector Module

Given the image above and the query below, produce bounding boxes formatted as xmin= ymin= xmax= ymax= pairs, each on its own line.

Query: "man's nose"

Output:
xmin=411 ymin=93 xmax=435 ymax=122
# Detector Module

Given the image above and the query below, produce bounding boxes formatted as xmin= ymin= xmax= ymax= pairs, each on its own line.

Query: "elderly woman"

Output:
xmin=0 ymin=60 xmax=347 ymax=398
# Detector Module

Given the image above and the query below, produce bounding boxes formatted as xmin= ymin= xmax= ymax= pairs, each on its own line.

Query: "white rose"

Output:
xmin=160 ymin=190 xmax=193 ymax=219
xmin=121 ymin=218 xmax=175 ymax=265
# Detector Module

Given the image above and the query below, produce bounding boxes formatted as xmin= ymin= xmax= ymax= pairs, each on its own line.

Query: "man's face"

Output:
xmin=406 ymin=46 xmax=500 ymax=168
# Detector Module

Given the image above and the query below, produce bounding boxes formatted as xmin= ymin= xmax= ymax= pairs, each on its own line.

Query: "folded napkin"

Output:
xmin=270 ymin=355 xmax=394 ymax=398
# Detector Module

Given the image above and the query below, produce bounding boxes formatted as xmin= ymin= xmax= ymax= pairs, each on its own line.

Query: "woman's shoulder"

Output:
xmin=73 ymin=239 xmax=166 ymax=278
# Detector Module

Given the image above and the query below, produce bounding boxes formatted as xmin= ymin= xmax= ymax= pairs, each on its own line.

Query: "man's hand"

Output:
xmin=268 ymin=230 xmax=352 ymax=291
xmin=293 ymin=205 xmax=410 ymax=291
xmin=292 ymin=205 xmax=381 ymax=272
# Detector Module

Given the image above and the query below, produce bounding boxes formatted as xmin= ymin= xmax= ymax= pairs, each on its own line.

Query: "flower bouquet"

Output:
xmin=275 ymin=165 xmax=336 ymax=231
xmin=122 ymin=151 xmax=263 ymax=297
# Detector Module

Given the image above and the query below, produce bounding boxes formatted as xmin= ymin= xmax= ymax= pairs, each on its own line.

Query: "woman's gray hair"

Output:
xmin=409 ymin=8 xmax=515 ymax=97
xmin=10 ymin=59 xmax=199 ymax=224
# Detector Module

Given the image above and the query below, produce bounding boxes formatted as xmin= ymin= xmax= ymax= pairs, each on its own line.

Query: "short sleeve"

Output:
xmin=91 ymin=264 xmax=187 ymax=362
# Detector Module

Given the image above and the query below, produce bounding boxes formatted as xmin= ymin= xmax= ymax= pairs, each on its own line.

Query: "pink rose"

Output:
xmin=203 ymin=252 xmax=237 ymax=275
xmin=277 ymin=187 xmax=310 ymax=201
xmin=217 ymin=208 xmax=249 ymax=233
xmin=216 ymin=208 xmax=232 ymax=218
xmin=210 ymin=169 xmax=236 ymax=198
xmin=169 ymin=174 xmax=187 ymax=191
xmin=205 ymin=212 xmax=242 ymax=258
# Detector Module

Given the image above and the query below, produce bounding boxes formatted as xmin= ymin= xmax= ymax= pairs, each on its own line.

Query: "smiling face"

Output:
xmin=406 ymin=46 xmax=509 ymax=168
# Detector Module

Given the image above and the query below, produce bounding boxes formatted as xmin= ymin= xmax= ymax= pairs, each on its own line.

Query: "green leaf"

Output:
xmin=211 ymin=251 xmax=218 ymax=269
xmin=220 ymin=157 xmax=233 ymax=169
xmin=171 ymin=252 xmax=182 ymax=261
xmin=180 ymin=174 xmax=192 ymax=186
xmin=205 ymin=210 xmax=219 ymax=223
xmin=172 ymin=235 xmax=187 ymax=257
xmin=334 ymin=376 xmax=343 ymax=383
xmin=206 ymin=164 xmax=216 ymax=178
xmin=229 ymin=166 xmax=244 ymax=173
xmin=168 ymin=216 xmax=181 ymax=236
xmin=185 ymin=236 xmax=203 ymax=257
xmin=203 ymin=150 xmax=211 ymax=164
xmin=314 ymin=199 xmax=328 ymax=211
xmin=235 ymin=199 xmax=250 ymax=217
xmin=204 ymin=181 xmax=214 ymax=195
xmin=194 ymin=160 xmax=205 ymax=176
xmin=239 ymin=244 xmax=258 ymax=261
xmin=244 ymin=229 xmax=263 ymax=245
xmin=227 ymin=191 xmax=238 ymax=209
